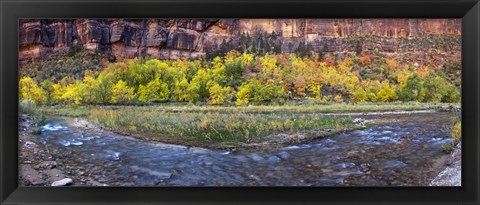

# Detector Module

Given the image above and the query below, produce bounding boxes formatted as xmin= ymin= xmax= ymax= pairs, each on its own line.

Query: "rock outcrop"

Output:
xmin=429 ymin=143 xmax=461 ymax=186
xmin=19 ymin=19 xmax=461 ymax=63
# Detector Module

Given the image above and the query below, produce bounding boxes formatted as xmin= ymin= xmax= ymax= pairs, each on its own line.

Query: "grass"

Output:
xmin=36 ymin=106 xmax=91 ymax=117
xmin=34 ymin=102 xmax=455 ymax=149
xmin=89 ymin=107 xmax=356 ymax=148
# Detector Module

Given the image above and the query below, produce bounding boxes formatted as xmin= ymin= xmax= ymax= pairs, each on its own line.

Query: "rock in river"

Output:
xmin=51 ymin=178 xmax=73 ymax=186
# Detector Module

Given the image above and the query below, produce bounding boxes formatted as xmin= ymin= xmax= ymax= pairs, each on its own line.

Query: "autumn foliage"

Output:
xmin=19 ymin=51 xmax=461 ymax=106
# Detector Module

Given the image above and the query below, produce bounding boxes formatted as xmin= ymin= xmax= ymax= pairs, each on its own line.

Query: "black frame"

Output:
xmin=1 ymin=0 xmax=479 ymax=204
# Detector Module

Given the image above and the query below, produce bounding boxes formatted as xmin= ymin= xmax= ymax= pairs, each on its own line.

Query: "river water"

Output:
xmin=37 ymin=112 xmax=455 ymax=186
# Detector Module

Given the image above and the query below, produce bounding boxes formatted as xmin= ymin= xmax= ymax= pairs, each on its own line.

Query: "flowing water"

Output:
xmin=37 ymin=112 xmax=455 ymax=186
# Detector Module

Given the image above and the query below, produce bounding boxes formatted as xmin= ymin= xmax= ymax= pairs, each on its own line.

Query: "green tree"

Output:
xmin=40 ymin=79 xmax=55 ymax=105
xmin=398 ymin=73 xmax=425 ymax=102
xmin=423 ymin=72 xmax=449 ymax=102
xmin=95 ymin=74 xmax=114 ymax=104
xmin=443 ymin=84 xmax=461 ymax=103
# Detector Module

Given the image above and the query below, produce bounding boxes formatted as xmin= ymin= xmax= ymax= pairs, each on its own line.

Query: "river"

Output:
xmin=36 ymin=112 xmax=455 ymax=186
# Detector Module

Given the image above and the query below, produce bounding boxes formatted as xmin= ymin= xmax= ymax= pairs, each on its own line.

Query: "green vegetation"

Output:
xmin=442 ymin=116 xmax=461 ymax=153
xmin=451 ymin=122 xmax=461 ymax=145
xmin=88 ymin=106 xmax=356 ymax=148
xmin=31 ymin=127 xmax=42 ymax=135
xmin=19 ymin=50 xmax=461 ymax=106
xmin=441 ymin=143 xmax=454 ymax=153
xmin=19 ymin=38 xmax=461 ymax=148
xmin=30 ymin=102 xmax=443 ymax=148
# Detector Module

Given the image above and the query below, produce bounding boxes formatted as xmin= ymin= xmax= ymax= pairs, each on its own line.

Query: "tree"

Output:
xmin=355 ymin=41 xmax=362 ymax=55
xmin=376 ymin=81 xmax=397 ymax=102
xmin=61 ymin=81 xmax=84 ymax=105
xmin=236 ymin=83 xmax=254 ymax=106
xmin=52 ymin=83 xmax=66 ymax=103
xmin=351 ymin=88 xmax=368 ymax=103
xmin=95 ymin=74 xmax=114 ymax=104
xmin=208 ymin=84 xmax=234 ymax=105
xmin=137 ymin=78 xmax=170 ymax=103
xmin=40 ymin=80 xmax=55 ymax=105
xmin=111 ymin=80 xmax=135 ymax=104
xmin=81 ymin=75 xmax=99 ymax=104
xmin=359 ymin=56 xmax=372 ymax=66
xmin=172 ymin=78 xmax=190 ymax=102
xmin=423 ymin=72 xmax=449 ymax=102
xmin=19 ymin=77 xmax=46 ymax=104
xmin=398 ymin=73 xmax=425 ymax=102
xmin=188 ymin=69 xmax=211 ymax=102
xmin=443 ymin=84 xmax=461 ymax=103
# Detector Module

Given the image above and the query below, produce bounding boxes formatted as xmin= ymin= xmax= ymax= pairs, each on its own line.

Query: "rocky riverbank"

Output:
xmin=429 ymin=143 xmax=461 ymax=186
xmin=18 ymin=115 xmax=106 ymax=186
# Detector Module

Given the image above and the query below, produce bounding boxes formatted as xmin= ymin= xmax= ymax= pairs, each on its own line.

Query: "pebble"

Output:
xmin=51 ymin=178 xmax=73 ymax=186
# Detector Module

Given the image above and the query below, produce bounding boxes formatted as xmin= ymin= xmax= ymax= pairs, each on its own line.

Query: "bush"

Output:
xmin=441 ymin=143 xmax=454 ymax=153
xmin=31 ymin=127 xmax=42 ymax=135
xmin=19 ymin=99 xmax=37 ymax=114
xmin=452 ymin=122 xmax=461 ymax=145
xmin=34 ymin=114 xmax=46 ymax=126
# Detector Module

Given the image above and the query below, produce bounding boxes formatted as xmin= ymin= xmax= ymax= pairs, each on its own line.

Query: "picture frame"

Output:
xmin=1 ymin=0 xmax=479 ymax=204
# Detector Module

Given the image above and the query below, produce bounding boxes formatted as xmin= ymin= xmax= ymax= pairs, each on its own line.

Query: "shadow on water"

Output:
xmin=38 ymin=112 xmax=454 ymax=186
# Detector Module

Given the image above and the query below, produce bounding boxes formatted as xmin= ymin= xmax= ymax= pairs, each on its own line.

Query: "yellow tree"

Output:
xmin=19 ymin=77 xmax=46 ymax=104
xmin=111 ymin=80 xmax=135 ymax=104
xmin=208 ymin=83 xmax=234 ymax=105
xmin=172 ymin=78 xmax=190 ymax=102
xmin=137 ymin=78 xmax=170 ymax=103
xmin=61 ymin=81 xmax=84 ymax=105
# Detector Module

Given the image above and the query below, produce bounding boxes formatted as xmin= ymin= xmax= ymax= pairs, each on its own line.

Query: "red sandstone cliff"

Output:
xmin=19 ymin=19 xmax=461 ymax=63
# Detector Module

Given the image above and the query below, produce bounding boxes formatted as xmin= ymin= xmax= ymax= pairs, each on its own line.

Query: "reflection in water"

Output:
xmin=38 ymin=113 xmax=454 ymax=186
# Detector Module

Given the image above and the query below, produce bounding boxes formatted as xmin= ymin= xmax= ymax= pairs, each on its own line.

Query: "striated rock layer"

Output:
xmin=19 ymin=19 xmax=461 ymax=63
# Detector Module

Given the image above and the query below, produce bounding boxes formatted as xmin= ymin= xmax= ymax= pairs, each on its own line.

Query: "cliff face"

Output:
xmin=19 ymin=19 xmax=461 ymax=63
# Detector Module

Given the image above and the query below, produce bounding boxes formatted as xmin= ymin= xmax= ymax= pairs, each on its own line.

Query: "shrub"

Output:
xmin=452 ymin=122 xmax=461 ymax=145
xmin=19 ymin=99 xmax=37 ymax=114
xmin=441 ymin=143 xmax=454 ymax=153
xmin=359 ymin=56 xmax=372 ymax=66
xmin=34 ymin=114 xmax=46 ymax=126
xmin=31 ymin=127 xmax=42 ymax=135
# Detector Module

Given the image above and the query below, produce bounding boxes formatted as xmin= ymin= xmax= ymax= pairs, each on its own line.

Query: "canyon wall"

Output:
xmin=19 ymin=19 xmax=461 ymax=63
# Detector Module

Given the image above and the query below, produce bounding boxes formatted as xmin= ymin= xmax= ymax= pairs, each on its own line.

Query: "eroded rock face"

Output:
xmin=19 ymin=19 xmax=461 ymax=63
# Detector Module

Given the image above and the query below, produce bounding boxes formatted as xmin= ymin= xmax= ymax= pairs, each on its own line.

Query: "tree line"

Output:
xmin=19 ymin=50 xmax=461 ymax=106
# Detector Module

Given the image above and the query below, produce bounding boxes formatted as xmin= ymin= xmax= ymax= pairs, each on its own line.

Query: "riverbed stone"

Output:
xmin=35 ymin=161 xmax=57 ymax=169
xmin=51 ymin=178 xmax=73 ymax=186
